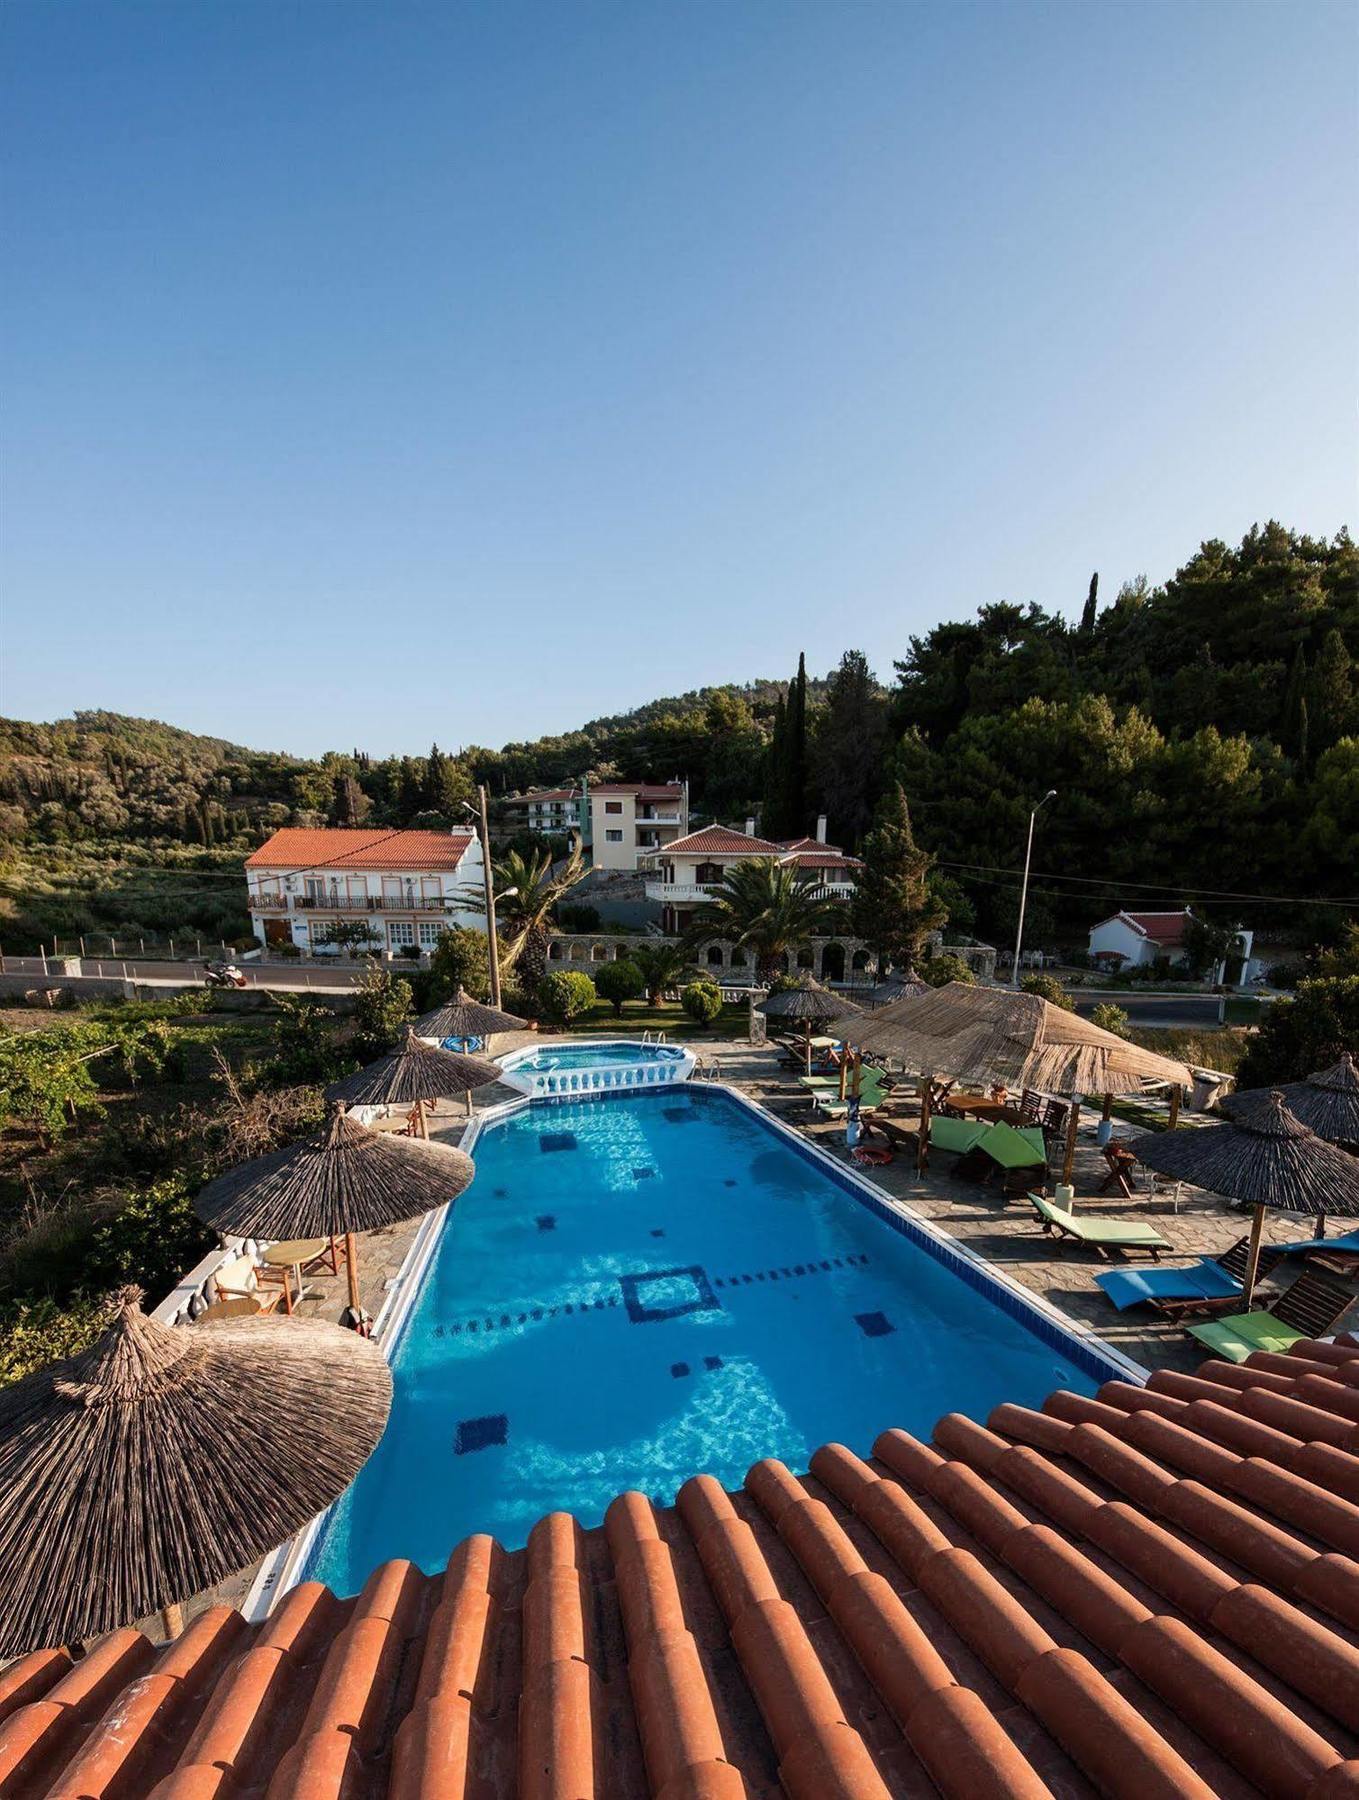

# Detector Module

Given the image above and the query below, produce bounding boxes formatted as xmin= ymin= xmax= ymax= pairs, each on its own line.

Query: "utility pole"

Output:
xmin=478 ymin=784 xmax=502 ymax=1009
xmin=1011 ymin=791 xmax=1056 ymax=987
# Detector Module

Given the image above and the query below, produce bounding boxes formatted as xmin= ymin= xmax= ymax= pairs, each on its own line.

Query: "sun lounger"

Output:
xmin=1271 ymin=1228 xmax=1359 ymax=1263
xmin=1186 ymin=1268 xmax=1355 ymax=1363
xmin=928 ymin=1116 xmax=991 ymax=1156
xmin=1027 ymin=1192 xmax=1170 ymax=1260
xmin=1096 ymin=1255 xmax=1244 ymax=1312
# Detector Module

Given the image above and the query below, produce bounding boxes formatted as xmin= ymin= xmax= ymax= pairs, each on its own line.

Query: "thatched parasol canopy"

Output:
xmin=324 ymin=1029 xmax=502 ymax=1108
xmin=1133 ymin=1092 xmax=1359 ymax=1217
xmin=413 ymin=987 xmax=526 ymax=1041
xmin=0 ymin=1290 xmax=391 ymax=1656
xmin=194 ymin=1102 xmax=474 ymax=1242
xmin=1134 ymin=1092 xmax=1359 ymax=1304
xmin=1222 ymin=1052 xmax=1359 ymax=1148
xmin=838 ymin=980 xmax=1193 ymax=1096
xmin=867 ymin=970 xmax=928 ymax=1007
xmin=758 ymin=975 xmax=861 ymax=1024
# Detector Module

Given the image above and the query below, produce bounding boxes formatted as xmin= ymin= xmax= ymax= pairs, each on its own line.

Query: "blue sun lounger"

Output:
xmin=1096 ymin=1259 xmax=1243 ymax=1312
xmin=1270 ymin=1229 xmax=1359 ymax=1259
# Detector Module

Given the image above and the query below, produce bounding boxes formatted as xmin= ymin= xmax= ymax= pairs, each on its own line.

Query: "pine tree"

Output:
xmin=787 ymin=652 xmax=809 ymax=836
xmin=813 ymin=650 xmax=888 ymax=849
xmin=850 ymin=785 xmax=946 ymax=969
xmin=762 ymin=694 xmax=788 ymax=837
xmin=423 ymin=743 xmax=449 ymax=812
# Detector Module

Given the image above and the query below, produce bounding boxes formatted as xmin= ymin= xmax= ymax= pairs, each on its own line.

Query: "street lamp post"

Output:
xmin=1011 ymin=790 xmax=1057 ymax=987
xmin=475 ymin=785 xmax=504 ymax=1009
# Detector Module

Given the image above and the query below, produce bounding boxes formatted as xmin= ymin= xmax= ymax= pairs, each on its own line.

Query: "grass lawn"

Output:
xmin=549 ymin=997 xmax=748 ymax=1042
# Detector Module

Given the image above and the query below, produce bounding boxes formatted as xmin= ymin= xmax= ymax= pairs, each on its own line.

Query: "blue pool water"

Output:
xmin=506 ymin=1041 xmax=687 ymax=1072
xmin=306 ymin=1087 xmax=1102 ymax=1593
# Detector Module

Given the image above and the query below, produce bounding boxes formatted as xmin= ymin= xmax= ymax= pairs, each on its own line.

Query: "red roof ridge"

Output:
xmin=9 ymin=1336 xmax=1359 ymax=1796
xmin=246 ymin=828 xmax=475 ymax=871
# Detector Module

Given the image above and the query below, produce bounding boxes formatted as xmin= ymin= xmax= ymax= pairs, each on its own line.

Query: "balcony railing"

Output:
xmin=637 ymin=812 xmax=682 ymax=824
xmin=643 ymin=881 xmax=724 ymax=902
xmin=289 ymin=894 xmax=452 ymax=912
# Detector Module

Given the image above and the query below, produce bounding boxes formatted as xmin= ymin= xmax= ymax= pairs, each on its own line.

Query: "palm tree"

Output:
xmin=691 ymin=859 xmax=843 ymax=984
xmin=631 ymin=940 xmax=696 ymax=1006
xmin=470 ymin=838 xmax=586 ymax=995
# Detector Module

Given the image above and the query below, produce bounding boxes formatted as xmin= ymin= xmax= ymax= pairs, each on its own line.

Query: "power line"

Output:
xmin=935 ymin=860 xmax=1359 ymax=910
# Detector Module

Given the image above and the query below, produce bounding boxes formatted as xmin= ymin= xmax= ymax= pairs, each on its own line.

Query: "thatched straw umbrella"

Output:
xmin=413 ymin=987 xmax=526 ymax=1049
xmin=759 ymin=976 xmax=862 ymax=1075
xmin=0 ymin=1288 xmax=391 ymax=1653
xmin=1223 ymin=1053 xmax=1359 ymax=1149
xmin=839 ymin=981 xmax=1194 ymax=1179
xmin=1134 ymin=1092 xmax=1359 ymax=1305
xmin=325 ymin=1027 xmax=503 ymax=1126
xmin=867 ymin=969 xmax=928 ymax=1008
xmin=194 ymin=1102 xmax=473 ymax=1326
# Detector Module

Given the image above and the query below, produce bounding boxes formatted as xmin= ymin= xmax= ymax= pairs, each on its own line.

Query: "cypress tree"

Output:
xmin=1309 ymin=628 xmax=1354 ymax=755
xmin=762 ymin=694 xmax=788 ymax=837
xmin=1079 ymin=572 xmax=1099 ymax=634
xmin=1281 ymin=643 xmax=1309 ymax=760
xmin=788 ymin=652 xmax=809 ymax=836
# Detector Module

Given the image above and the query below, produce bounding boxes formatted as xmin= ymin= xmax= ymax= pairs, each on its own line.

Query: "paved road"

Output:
xmin=1071 ymin=992 xmax=1226 ymax=1030
xmin=1 ymin=955 xmax=366 ymax=993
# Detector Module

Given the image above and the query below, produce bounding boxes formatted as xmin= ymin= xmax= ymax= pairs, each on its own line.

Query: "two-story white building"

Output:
xmin=643 ymin=819 xmax=860 ymax=934
xmin=246 ymin=827 xmax=485 ymax=957
xmin=502 ymin=780 xmax=689 ymax=872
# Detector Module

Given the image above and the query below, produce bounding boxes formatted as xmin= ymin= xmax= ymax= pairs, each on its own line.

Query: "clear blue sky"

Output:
xmin=3 ymin=1 xmax=1355 ymax=758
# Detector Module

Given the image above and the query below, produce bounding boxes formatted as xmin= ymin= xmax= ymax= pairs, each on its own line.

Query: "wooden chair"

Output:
xmin=211 ymin=1255 xmax=281 ymax=1315
xmin=1098 ymin=1142 xmax=1140 ymax=1199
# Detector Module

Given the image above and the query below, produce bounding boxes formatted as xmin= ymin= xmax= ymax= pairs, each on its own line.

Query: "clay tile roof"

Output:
xmin=589 ymin=782 xmax=684 ymax=798
xmin=782 ymin=849 xmax=862 ymax=871
xmin=1119 ymin=910 xmax=1193 ymax=945
xmin=660 ymin=825 xmax=783 ymax=855
xmin=245 ymin=828 xmax=475 ymax=871
xmin=13 ymin=1337 xmax=1359 ymax=1797
xmin=506 ymin=787 xmax=581 ymax=804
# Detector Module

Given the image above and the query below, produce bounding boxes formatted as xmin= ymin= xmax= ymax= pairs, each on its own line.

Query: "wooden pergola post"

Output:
xmin=918 ymin=1079 xmax=932 ymax=1174
xmin=1062 ymin=1097 xmax=1082 ymax=1188
xmin=1241 ymin=1203 xmax=1266 ymax=1309
xmin=1167 ymin=1086 xmax=1181 ymax=1131
xmin=160 ymin=1602 xmax=183 ymax=1641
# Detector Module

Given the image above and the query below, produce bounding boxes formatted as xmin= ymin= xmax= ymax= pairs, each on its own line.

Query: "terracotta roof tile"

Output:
xmin=658 ymin=826 xmax=784 ymax=857
xmin=245 ymin=828 xmax=475 ymax=871
xmin=14 ymin=1345 xmax=1359 ymax=1797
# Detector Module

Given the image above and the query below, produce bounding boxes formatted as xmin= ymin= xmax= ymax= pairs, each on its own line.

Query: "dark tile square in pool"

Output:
xmin=855 ymin=1311 xmax=895 ymax=1339
xmin=703 ymin=1355 xmax=723 ymax=1371
xmin=621 ymin=1265 xmax=720 ymax=1325
xmin=633 ymin=1167 xmax=656 ymax=1180
xmin=539 ymin=1133 xmax=576 ymax=1153
xmin=535 ymin=1215 xmax=556 ymax=1232
xmin=650 ymin=1227 xmax=665 ymax=1238
xmin=723 ymin=1178 xmax=737 ymax=1188
xmin=455 ymin=1414 xmax=507 ymax=1455
xmin=662 ymin=1106 xmax=697 ymax=1123
xmin=670 ymin=1362 xmax=690 ymax=1379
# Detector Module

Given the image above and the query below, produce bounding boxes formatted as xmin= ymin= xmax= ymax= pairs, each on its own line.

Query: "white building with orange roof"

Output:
xmin=643 ymin=815 xmax=860 ymax=934
xmin=245 ymin=826 xmax=485 ymax=958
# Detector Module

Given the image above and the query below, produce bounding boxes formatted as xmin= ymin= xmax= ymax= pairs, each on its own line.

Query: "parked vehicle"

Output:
xmin=204 ymin=959 xmax=248 ymax=989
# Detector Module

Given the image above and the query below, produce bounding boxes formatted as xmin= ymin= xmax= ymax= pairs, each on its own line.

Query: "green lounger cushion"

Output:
xmin=929 ymin=1116 xmax=990 ymax=1155
xmin=1186 ymin=1313 xmax=1308 ymax=1363
xmin=1028 ymin=1192 xmax=1170 ymax=1247
xmin=979 ymin=1122 xmax=1048 ymax=1170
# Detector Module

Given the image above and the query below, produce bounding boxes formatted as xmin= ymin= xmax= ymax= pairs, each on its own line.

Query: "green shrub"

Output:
xmin=594 ymin=959 xmax=644 ymax=1017
xmin=556 ymin=903 xmax=601 ymax=932
xmin=0 ymin=1294 xmax=111 ymax=1387
xmin=85 ymin=1176 xmax=215 ymax=1300
xmin=538 ymin=970 xmax=597 ymax=1022
xmin=1091 ymin=1001 xmax=1131 ymax=1038
xmin=421 ymin=926 xmax=490 ymax=1007
xmin=1020 ymin=972 xmax=1076 ymax=1011
xmin=1236 ymin=976 xmax=1359 ymax=1088
xmin=350 ymin=966 xmax=413 ymax=1061
xmin=681 ymin=979 xmax=723 ymax=1026
xmin=921 ymin=953 xmax=975 ymax=988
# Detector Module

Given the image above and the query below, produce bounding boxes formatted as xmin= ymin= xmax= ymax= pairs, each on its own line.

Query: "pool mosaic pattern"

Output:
xmin=306 ymin=1087 xmax=1111 ymax=1590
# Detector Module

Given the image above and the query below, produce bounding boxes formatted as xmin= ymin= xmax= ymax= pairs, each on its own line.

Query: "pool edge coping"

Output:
xmin=245 ymin=1081 xmax=1145 ymax=1618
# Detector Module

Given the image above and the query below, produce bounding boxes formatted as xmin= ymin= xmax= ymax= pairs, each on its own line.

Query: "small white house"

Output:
xmin=1087 ymin=908 xmax=1255 ymax=983
xmin=246 ymin=827 xmax=485 ymax=957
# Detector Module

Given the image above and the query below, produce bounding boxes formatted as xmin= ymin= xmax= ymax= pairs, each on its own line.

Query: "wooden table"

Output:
xmin=947 ymin=1095 xmax=1015 ymax=1121
xmin=259 ymin=1237 xmax=328 ymax=1315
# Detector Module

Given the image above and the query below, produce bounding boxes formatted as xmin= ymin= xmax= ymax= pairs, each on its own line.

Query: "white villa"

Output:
xmin=503 ymin=780 xmax=689 ymax=872
xmin=643 ymin=818 xmax=860 ymax=935
xmin=246 ymin=827 xmax=485 ymax=957
xmin=1087 ymin=907 xmax=1256 ymax=982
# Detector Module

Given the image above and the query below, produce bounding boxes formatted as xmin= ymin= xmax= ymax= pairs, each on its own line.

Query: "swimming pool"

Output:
xmin=495 ymin=1037 xmax=694 ymax=1095
xmin=299 ymin=1086 xmax=1125 ymax=1596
